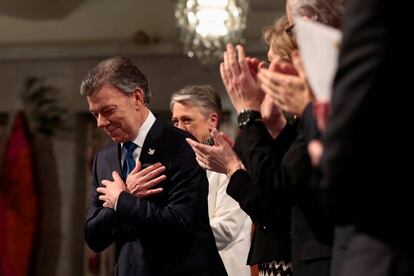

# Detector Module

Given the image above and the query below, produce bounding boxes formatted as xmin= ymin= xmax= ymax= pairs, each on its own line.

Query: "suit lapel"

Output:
xmin=140 ymin=117 xmax=165 ymax=167
xmin=102 ymin=142 xmax=124 ymax=179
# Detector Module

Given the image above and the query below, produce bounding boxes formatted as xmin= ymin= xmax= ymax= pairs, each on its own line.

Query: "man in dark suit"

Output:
xmin=80 ymin=57 xmax=226 ymax=276
xmin=320 ymin=0 xmax=414 ymax=275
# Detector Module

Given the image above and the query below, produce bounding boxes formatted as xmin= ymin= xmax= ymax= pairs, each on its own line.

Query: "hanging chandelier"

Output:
xmin=175 ymin=0 xmax=250 ymax=65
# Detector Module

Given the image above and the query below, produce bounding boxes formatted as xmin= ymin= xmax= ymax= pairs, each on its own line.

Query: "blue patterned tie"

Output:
xmin=122 ymin=142 xmax=138 ymax=177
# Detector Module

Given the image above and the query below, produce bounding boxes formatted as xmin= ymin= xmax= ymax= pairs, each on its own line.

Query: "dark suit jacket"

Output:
xmin=321 ymin=0 xmax=413 ymax=274
xmin=228 ymin=119 xmax=332 ymax=275
xmin=321 ymin=0 xmax=413 ymax=246
xmin=85 ymin=117 xmax=227 ymax=276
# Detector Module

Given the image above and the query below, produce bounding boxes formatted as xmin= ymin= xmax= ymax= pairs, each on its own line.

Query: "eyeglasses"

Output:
xmin=285 ymin=24 xmax=296 ymax=37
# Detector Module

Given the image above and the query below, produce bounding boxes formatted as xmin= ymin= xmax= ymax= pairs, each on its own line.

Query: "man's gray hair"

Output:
xmin=170 ymin=84 xmax=222 ymax=122
xmin=288 ymin=0 xmax=344 ymax=28
xmin=80 ymin=56 xmax=151 ymax=105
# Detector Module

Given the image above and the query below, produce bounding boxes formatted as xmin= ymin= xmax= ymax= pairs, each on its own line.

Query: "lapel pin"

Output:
xmin=148 ymin=148 xmax=155 ymax=155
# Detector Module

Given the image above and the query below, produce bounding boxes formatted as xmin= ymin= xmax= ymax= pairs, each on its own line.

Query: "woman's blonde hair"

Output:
xmin=263 ymin=15 xmax=298 ymax=61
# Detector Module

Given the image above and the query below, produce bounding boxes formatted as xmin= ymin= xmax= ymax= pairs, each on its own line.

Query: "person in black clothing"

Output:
xmin=317 ymin=0 xmax=414 ymax=274
xmin=187 ymin=15 xmax=333 ymax=276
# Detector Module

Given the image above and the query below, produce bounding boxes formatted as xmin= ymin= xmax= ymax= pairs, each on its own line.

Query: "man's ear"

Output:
xmin=208 ymin=113 xmax=219 ymax=130
xmin=132 ymin=88 xmax=145 ymax=108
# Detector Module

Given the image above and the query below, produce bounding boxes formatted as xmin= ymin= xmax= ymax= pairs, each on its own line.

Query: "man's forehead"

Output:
xmin=88 ymin=87 xmax=123 ymax=104
xmin=89 ymin=102 xmax=116 ymax=112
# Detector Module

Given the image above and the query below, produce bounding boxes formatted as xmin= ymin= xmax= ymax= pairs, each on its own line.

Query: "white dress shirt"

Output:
xmin=121 ymin=111 xmax=156 ymax=164
xmin=115 ymin=111 xmax=156 ymax=210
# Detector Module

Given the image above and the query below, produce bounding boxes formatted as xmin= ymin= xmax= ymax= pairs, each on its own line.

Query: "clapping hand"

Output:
xmin=186 ymin=129 xmax=245 ymax=177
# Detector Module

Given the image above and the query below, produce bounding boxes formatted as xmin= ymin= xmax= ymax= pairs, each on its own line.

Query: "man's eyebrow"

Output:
xmin=90 ymin=105 xmax=114 ymax=113
xmin=89 ymin=108 xmax=99 ymax=114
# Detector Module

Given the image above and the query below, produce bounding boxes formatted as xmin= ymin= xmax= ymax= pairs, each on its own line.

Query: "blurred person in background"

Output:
xmin=315 ymin=0 xmax=414 ymax=274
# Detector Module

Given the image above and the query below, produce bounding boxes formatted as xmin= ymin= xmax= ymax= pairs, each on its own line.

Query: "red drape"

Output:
xmin=0 ymin=112 xmax=38 ymax=276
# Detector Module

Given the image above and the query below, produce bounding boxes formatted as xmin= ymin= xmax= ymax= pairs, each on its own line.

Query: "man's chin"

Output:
xmin=106 ymin=130 xmax=121 ymax=142
xmin=110 ymin=135 xmax=130 ymax=143
xmin=106 ymin=129 xmax=129 ymax=143
xmin=111 ymin=136 xmax=123 ymax=143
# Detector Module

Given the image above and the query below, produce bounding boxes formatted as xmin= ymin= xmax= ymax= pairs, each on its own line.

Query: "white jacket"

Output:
xmin=207 ymin=171 xmax=252 ymax=276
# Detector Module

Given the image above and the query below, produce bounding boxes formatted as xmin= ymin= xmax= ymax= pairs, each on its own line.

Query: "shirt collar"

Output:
xmin=134 ymin=111 xmax=156 ymax=148
xmin=122 ymin=111 xmax=156 ymax=148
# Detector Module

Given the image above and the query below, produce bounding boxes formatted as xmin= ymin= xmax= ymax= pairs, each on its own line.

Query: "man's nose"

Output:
xmin=97 ymin=114 xmax=109 ymax=128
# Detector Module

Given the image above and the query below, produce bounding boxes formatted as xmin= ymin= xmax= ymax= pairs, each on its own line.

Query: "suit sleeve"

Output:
xmin=227 ymin=122 xmax=296 ymax=227
xmin=227 ymin=169 xmax=278 ymax=226
xmin=84 ymin=153 xmax=117 ymax=252
xmin=115 ymin=140 xmax=206 ymax=238
xmin=209 ymin=173 xmax=250 ymax=250
xmin=235 ymin=121 xmax=297 ymax=193
xmin=231 ymin=120 xmax=315 ymax=228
